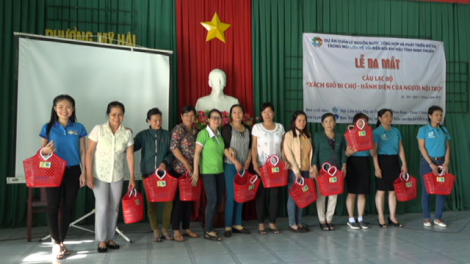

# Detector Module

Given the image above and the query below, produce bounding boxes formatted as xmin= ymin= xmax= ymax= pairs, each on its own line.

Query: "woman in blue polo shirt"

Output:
xmin=373 ymin=109 xmax=407 ymax=228
xmin=39 ymin=95 xmax=87 ymax=260
xmin=417 ymin=105 xmax=451 ymax=227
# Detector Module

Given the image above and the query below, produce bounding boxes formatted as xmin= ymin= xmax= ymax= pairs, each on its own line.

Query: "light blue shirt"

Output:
xmin=39 ymin=121 xmax=87 ymax=166
xmin=374 ymin=126 xmax=402 ymax=155
xmin=352 ymin=150 xmax=370 ymax=157
xmin=417 ymin=124 xmax=451 ymax=157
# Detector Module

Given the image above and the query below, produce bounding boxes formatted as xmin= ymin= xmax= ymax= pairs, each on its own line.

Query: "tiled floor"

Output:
xmin=2 ymin=211 xmax=470 ymax=264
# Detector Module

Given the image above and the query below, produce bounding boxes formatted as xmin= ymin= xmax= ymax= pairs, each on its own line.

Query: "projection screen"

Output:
xmin=11 ymin=33 xmax=172 ymax=183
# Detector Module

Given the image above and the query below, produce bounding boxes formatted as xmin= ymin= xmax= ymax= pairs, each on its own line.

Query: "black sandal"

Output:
xmin=319 ymin=223 xmax=329 ymax=231
xmin=298 ymin=223 xmax=310 ymax=231
xmin=204 ymin=232 xmax=222 ymax=241
xmin=232 ymin=227 xmax=251 ymax=234
xmin=289 ymin=226 xmax=307 ymax=233
xmin=269 ymin=223 xmax=281 ymax=234
xmin=377 ymin=218 xmax=388 ymax=228
xmin=269 ymin=228 xmax=281 ymax=234
xmin=106 ymin=241 xmax=120 ymax=250
xmin=257 ymin=229 xmax=267 ymax=235
xmin=97 ymin=245 xmax=107 ymax=253
xmin=388 ymin=217 xmax=403 ymax=227
xmin=327 ymin=223 xmax=335 ymax=230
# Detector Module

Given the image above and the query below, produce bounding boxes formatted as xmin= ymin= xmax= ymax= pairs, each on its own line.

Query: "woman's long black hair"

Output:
xmin=45 ymin=95 xmax=77 ymax=137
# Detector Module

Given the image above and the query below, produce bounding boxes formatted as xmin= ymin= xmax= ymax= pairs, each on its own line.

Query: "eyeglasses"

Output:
xmin=210 ymin=116 xmax=221 ymax=120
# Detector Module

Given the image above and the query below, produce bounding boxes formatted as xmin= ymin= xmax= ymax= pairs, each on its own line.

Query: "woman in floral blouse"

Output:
xmin=169 ymin=105 xmax=200 ymax=241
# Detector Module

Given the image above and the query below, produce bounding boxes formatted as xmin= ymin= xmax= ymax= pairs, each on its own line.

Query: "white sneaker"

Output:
xmin=347 ymin=221 xmax=360 ymax=230
xmin=423 ymin=220 xmax=432 ymax=227
xmin=358 ymin=221 xmax=369 ymax=229
xmin=434 ymin=220 xmax=447 ymax=227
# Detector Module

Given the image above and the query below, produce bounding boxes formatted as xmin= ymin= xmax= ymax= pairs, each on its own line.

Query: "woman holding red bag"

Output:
xmin=417 ymin=105 xmax=451 ymax=227
xmin=373 ymin=109 xmax=408 ymax=228
xmin=345 ymin=113 xmax=373 ymax=230
xmin=39 ymin=95 xmax=87 ymax=259
xmin=311 ymin=113 xmax=347 ymax=231
xmin=283 ymin=110 xmax=314 ymax=233
xmin=86 ymin=101 xmax=135 ymax=253
xmin=134 ymin=108 xmax=175 ymax=242
xmin=221 ymin=104 xmax=252 ymax=237
xmin=170 ymin=105 xmax=200 ymax=241
xmin=252 ymin=102 xmax=285 ymax=234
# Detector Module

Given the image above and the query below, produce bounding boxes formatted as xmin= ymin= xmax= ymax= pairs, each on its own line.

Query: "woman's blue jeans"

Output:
xmin=420 ymin=157 xmax=446 ymax=220
xmin=224 ymin=163 xmax=243 ymax=227
xmin=287 ymin=170 xmax=309 ymax=226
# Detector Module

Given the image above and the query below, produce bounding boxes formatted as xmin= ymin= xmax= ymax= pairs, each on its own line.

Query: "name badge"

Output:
xmin=358 ymin=131 xmax=367 ymax=136
xmin=157 ymin=181 xmax=167 ymax=187
xmin=329 ymin=177 xmax=338 ymax=183
xmin=405 ymin=182 xmax=413 ymax=188
xmin=271 ymin=167 xmax=280 ymax=173
xmin=302 ymin=185 xmax=309 ymax=192
xmin=39 ymin=162 xmax=51 ymax=168
xmin=135 ymin=199 xmax=141 ymax=205
xmin=249 ymin=184 xmax=255 ymax=190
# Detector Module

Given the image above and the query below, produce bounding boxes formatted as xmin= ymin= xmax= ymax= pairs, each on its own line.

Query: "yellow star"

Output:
xmin=201 ymin=12 xmax=231 ymax=43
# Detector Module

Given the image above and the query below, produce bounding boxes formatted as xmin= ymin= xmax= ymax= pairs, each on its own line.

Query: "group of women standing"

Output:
xmin=39 ymin=94 xmax=451 ymax=259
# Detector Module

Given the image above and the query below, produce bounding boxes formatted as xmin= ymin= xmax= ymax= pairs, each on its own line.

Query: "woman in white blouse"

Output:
xmin=252 ymin=102 xmax=285 ymax=234
xmin=86 ymin=101 xmax=135 ymax=253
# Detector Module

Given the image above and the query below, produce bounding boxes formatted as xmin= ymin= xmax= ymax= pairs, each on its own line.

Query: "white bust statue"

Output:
xmin=195 ymin=69 xmax=239 ymax=112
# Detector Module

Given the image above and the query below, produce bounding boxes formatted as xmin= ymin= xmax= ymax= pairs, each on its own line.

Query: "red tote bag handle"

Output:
xmin=355 ymin=119 xmax=367 ymax=130
xmin=399 ymin=172 xmax=410 ymax=181
xmin=154 ymin=168 xmax=167 ymax=180
xmin=322 ymin=162 xmax=338 ymax=177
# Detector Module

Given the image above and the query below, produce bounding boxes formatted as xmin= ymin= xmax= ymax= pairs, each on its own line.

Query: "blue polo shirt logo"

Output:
xmin=427 ymin=131 xmax=436 ymax=138
xmin=68 ymin=130 xmax=79 ymax=135
xmin=381 ymin=134 xmax=389 ymax=141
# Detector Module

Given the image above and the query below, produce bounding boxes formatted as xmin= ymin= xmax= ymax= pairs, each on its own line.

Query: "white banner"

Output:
xmin=303 ymin=33 xmax=446 ymax=124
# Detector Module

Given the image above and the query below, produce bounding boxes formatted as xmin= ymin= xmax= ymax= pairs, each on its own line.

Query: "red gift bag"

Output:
xmin=424 ymin=166 xmax=456 ymax=195
xmin=23 ymin=148 xmax=68 ymax=188
xmin=344 ymin=119 xmax=374 ymax=151
xmin=179 ymin=172 xmax=202 ymax=201
xmin=289 ymin=177 xmax=317 ymax=208
xmin=393 ymin=172 xmax=418 ymax=201
xmin=317 ymin=163 xmax=345 ymax=196
xmin=122 ymin=189 xmax=144 ymax=224
xmin=234 ymin=170 xmax=261 ymax=203
xmin=143 ymin=169 xmax=178 ymax=202
xmin=259 ymin=155 xmax=288 ymax=188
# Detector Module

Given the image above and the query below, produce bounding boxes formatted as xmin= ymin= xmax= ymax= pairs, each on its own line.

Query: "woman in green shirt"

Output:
xmin=134 ymin=108 xmax=174 ymax=242
xmin=193 ymin=109 xmax=225 ymax=241
xmin=312 ymin=113 xmax=347 ymax=231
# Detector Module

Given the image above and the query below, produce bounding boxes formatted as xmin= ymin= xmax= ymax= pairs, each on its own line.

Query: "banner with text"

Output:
xmin=303 ymin=33 xmax=446 ymax=124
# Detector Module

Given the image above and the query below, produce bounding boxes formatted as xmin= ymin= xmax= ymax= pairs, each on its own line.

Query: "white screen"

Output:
xmin=15 ymin=34 xmax=172 ymax=181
